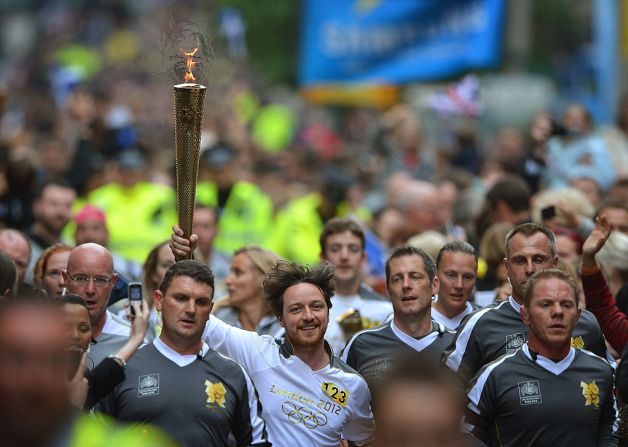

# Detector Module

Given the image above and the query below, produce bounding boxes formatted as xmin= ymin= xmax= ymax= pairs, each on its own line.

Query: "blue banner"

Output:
xmin=299 ymin=0 xmax=505 ymax=86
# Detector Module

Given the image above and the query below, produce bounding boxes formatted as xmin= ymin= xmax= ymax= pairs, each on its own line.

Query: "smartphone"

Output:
xmin=541 ymin=205 xmax=556 ymax=220
xmin=128 ymin=282 xmax=143 ymax=315
xmin=67 ymin=347 xmax=83 ymax=380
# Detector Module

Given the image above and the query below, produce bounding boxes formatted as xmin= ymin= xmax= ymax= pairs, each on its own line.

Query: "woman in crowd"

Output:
xmin=63 ymin=293 xmax=149 ymax=409
xmin=213 ymin=245 xmax=284 ymax=337
xmin=139 ymin=240 xmax=176 ymax=338
xmin=476 ymin=222 xmax=512 ymax=304
xmin=33 ymin=244 xmax=72 ymax=298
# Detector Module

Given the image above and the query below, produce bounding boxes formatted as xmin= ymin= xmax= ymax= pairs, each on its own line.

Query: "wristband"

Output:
xmin=108 ymin=354 xmax=127 ymax=369
xmin=579 ymin=264 xmax=600 ymax=276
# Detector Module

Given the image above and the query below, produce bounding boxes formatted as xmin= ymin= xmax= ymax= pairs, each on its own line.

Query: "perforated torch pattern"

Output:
xmin=174 ymin=83 xmax=206 ymax=260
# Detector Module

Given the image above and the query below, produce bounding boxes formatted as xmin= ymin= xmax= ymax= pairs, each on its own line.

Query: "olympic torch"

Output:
xmin=174 ymin=48 xmax=206 ymax=261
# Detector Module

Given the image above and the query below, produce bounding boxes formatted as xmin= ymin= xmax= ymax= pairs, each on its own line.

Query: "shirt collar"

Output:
xmin=278 ymin=337 xmax=335 ymax=366
xmin=390 ymin=319 xmax=442 ymax=352
xmin=153 ymin=337 xmax=209 ymax=367
xmin=508 ymin=296 xmax=522 ymax=314
xmin=101 ymin=310 xmax=130 ymax=336
xmin=522 ymin=342 xmax=575 ymax=376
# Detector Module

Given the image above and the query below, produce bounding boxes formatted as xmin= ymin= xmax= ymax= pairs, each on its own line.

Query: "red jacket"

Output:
xmin=582 ymin=268 xmax=628 ymax=353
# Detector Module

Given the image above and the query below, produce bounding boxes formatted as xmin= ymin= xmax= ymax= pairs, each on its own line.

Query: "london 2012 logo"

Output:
xmin=281 ymin=402 xmax=328 ymax=429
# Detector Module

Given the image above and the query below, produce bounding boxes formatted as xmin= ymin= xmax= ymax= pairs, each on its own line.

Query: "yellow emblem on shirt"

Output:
xmin=205 ymin=380 xmax=227 ymax=408
xmin=571 ymin=336 xmax=585 ymax=349
xmin=322 ymin=381 xmax=349 ymax=408
xmin=580 ymin=381 xmax=600 ymax=408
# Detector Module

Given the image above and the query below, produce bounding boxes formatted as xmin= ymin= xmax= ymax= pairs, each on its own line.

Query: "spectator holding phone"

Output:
xmin=62 ymin=293 xmax=150 ymax=409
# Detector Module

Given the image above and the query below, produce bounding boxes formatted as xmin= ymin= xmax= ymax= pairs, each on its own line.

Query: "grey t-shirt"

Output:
xmin=465 ymin=343 xmax=617 ymax=446
xmin=444 ymin=297 xmax=610 ymax=383
xmin=89 ymin=311 xmax=131 ymax=366
xmin=342 ymin=320 xmax=454 ymax=391
xmin=97 ymin=339 xmax=269 ymax=447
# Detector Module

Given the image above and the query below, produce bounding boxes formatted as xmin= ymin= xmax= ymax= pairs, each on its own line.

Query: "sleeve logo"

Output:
xmin=205 ymin=380 xmax=227 ymax=408
xmin=580 ymin=381 xmax=600 ymax=408
xmin=505 ymin=333 xmax=526 ymax=354
xmin=571 ymin=336 xmax=585 ymax=349
xmin=321 ymin=381 xmax=349 ymax=407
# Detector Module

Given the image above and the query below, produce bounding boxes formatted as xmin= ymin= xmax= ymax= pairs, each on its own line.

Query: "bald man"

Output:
xmin=0 ymin=229 xmax=31 ymax=291
xmin=63 ymin=243 xmax=132 ymax=364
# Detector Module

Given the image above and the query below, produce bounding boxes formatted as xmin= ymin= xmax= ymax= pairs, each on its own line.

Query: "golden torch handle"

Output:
xmin=174 ymin=83 xmax=206 ymax=261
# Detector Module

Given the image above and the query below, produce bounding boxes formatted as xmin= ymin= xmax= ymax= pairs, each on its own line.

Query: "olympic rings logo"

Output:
xmin=281 ymin=402 xmax=328 ymax=429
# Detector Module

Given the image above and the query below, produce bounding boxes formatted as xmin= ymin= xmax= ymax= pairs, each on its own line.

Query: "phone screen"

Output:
xmin=129 ymin=285 xmax=142 ymax=301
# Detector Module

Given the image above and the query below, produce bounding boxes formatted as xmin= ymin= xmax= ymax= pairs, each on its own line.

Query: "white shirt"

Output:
xmin=325 ymin=293 xmax=393 ymax=354
xmin=203 ymin=316 xmax=374 ymax=447
xmin=102 ymin=310 xmax=131 ymax=336
xmin=153 ymin=337 xmax=210 ymax=367
xmin=431 ymin=301 xmax=475 ymax=331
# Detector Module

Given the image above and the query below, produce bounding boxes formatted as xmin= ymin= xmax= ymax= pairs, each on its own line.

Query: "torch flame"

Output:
xmin=183 ymin=48 xmax=198 ymax=83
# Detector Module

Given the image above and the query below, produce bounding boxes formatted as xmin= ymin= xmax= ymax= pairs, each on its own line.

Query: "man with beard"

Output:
xmin=444 ymin=223 xmax=610 ymax=383
xmin=464 ymin=270 xmax=617 ymax=446
xmin=98 ymin=261 xmax=269 ymax=447
xmin=63 ymin=243 xmax=134 ymax=365
xmin=171 ymin=225 xmax=374 ymax=446
xmin=342 ymin=246 xmax=454 ymax=391
xmin=26 ymin=180 xmax=76 ymax=281
xmin=319 ymin=218 xmax=391 ymax=353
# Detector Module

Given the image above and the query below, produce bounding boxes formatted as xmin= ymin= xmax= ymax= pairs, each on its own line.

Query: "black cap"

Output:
xmin=201 ymin=142 xmax=237 ymax=169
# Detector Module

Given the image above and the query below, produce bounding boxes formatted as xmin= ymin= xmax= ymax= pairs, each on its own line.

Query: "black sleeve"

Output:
xmin=84 ymin=357 xmax=125 ymax=410
xmin=617 ymin=346 xmax=628 ymax=403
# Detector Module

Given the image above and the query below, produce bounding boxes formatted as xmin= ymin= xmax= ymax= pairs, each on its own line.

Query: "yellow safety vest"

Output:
xmin=268 ymin=193 xmax=324 ymax=265
xmin=86 ymin=182 xmax=176 ymax=262
xmin=268 ymin=193 xmax=373 ymax=265
xmin=71 ymin=413 xmax=178 ymax=447
xmin=196 ymin=181 xmax=273 ymax=254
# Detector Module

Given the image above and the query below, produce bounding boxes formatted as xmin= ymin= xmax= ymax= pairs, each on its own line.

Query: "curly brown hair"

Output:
xmin=263 ymin=260 xmax=335 ymax=318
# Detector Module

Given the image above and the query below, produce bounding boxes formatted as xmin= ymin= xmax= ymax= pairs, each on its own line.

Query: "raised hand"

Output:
xmin=68 ymin=352 xmax=89 ymax=409
xmin=170 ymin=225 xmax=199 ymax=261
xmin=581 ymin=215 xmax=613 ymax=268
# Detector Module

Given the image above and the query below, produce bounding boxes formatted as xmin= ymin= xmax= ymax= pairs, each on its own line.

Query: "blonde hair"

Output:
xmin=479 ymin=223 xmax=513 ymax=268
xmin=234 ymin=246 xmax=282 ymax=276
xmin=531 ymin=188 xmax=594 ymax=224
xmin=406 ymin=231 xmax=447 ymax=261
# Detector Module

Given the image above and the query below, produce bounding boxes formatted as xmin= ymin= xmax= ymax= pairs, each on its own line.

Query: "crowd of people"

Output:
xmin=1 ymin=3 xmax=628 ymax=447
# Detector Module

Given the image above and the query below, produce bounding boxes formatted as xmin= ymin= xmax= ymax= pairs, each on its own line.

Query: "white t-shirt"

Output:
xmin=325 ymin=294 xmax=393 ymax=354
xmin=202 ymin=316 xmax=374 ymax=447
xmin=431 ymin=300 xmax=475 ymax=331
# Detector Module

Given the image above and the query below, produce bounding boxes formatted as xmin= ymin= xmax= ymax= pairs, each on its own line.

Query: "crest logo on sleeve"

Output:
xmin=374 ymin=358 xmax=395 ymax=379
xmin=580 ymin=381 xmax=600 ymax=408
xmin=571 ymin=336 xmax=585 ymax=349
xmin=518 ymin=380 xmax=542 ymax=405
xmin=321 ymin=381 xmax=350 ymax=407
xmin=505 ymin=333 xmax=526 ymax=353
xmin=205 ymin=380 xmax=227 ymax=408
xmin=137 ymin=374 xmax=160 ymax=397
